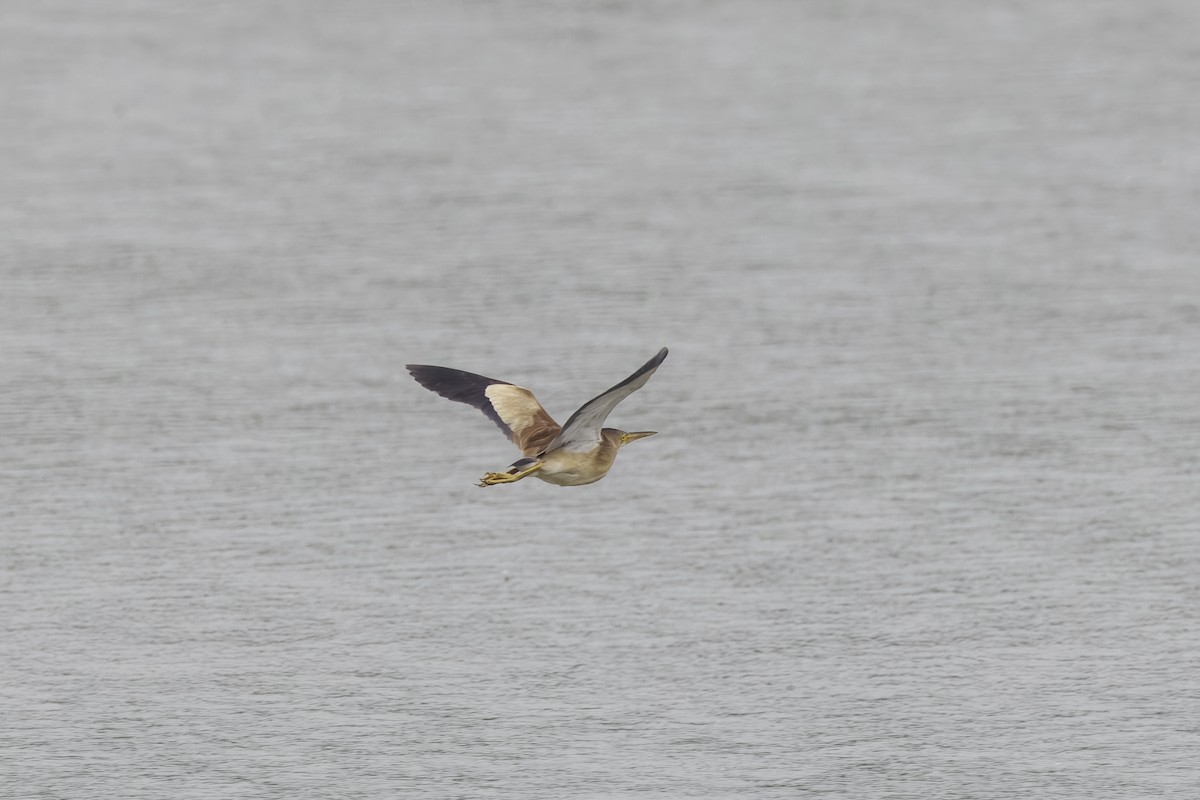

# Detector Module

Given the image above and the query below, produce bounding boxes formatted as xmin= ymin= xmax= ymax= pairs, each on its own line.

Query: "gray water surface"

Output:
xmin=3 ymin=2 xmax=1199 ymax=798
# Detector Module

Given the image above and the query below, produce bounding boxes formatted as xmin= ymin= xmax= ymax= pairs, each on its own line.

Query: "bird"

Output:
xmin=407 ymin=348 xmax=668 ymax=487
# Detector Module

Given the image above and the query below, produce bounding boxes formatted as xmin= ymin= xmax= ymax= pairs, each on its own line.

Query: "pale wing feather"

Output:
xmin=545 ymin=347 xmax=668 ymax=453
xmin=483 ymin=384 xmax=561 ymax=456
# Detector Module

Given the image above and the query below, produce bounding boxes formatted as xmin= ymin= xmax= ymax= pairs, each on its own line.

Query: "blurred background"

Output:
xmin=3 ymin=1 xmax=1198 ymax=797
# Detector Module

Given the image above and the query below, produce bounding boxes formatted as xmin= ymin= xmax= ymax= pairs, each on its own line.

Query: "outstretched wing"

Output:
xmin=545 ymin=347 xmax=668 ymax=453
xmin=406 ymin=365 xmax=561 ymax=456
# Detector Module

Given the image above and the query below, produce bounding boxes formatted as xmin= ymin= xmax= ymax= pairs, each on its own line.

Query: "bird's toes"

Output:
xmin=478 ymin=472 xmax=507 ymax=487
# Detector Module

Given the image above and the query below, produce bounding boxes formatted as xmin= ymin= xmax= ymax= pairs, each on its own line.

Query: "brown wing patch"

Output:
xmin=484 ymin=384 xmax=561 ymax=456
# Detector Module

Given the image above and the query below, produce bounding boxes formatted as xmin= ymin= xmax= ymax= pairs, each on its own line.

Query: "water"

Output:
xmin=3 ymin=1 xmax=1199 ymax=797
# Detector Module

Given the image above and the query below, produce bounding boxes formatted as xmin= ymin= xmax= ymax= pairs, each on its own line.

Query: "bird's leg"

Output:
xmin=478 ymin=462 xmax=542 ymax=487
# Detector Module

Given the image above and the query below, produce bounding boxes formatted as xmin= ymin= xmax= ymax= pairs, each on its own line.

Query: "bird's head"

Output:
xmin=616 ymin=430 xmax=657 ymax=447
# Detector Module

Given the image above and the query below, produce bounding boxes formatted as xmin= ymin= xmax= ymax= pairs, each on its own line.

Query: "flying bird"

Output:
xmin=407 ymin=348 xmax=668 ymax=487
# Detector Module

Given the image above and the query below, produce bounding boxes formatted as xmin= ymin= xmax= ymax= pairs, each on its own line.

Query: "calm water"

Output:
xmin=3 ymin=2 xmax=1199 ymax=797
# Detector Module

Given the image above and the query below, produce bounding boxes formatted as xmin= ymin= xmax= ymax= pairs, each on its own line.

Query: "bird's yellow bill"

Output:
xmin=620 ymin=431 xmax=657 ymax=444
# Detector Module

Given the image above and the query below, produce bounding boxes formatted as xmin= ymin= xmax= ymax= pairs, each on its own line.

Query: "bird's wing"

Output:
xmin=406 ymin=365 xmax=560 ymax=456
xmin=545 ymin=347 xmax=668 ymax=453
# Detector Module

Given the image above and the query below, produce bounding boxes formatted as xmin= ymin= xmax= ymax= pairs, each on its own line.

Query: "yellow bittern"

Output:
xmin=407 ymin=347 xmax=668 ymax=487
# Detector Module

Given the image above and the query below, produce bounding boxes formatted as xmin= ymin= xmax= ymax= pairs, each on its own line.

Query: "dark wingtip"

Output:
xmin=406 ymin=363 xmax=514 ymax=438
xmin=629 ymin=347 xmax=669 ymax=383
xmin=406 ymin=364 xmax=448 ymax=392
xmin=408 ymin=364 xmax=503 ymax=395
xmin=406 ymin=364 xmax=442 ymax=382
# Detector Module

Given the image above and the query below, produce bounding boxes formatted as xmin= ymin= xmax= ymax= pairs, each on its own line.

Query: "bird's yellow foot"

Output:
xmin=478 ymin=462 xmax=542 ymax=487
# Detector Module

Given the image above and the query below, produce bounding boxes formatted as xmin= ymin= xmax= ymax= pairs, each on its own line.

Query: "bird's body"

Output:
xmin=407 ymin=348 xmax=667 ymax=487
xmin=533 ymin=429 xmax=622 ymax=486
